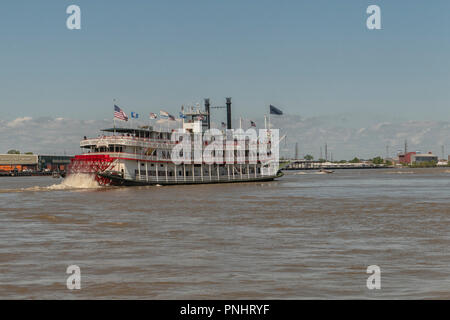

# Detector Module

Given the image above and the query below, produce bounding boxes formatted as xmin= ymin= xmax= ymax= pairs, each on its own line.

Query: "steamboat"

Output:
xmin=68 ymin=98 xmax=283 ymax=186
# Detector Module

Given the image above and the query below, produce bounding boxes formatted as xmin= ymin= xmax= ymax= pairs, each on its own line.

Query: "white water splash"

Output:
xmin=48 ymin=173 xmax=100 ymax=190
xmin=0 ymin=174 xmax=101 ymax=193
xmin=293 ymin=171 xmax=330 ymax=175
xmin=387 ymin=171 xmax=415 ymax=175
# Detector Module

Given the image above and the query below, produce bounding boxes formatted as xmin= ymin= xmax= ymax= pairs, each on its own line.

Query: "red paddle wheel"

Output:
xmin=68 ymin=155 xmax=116 ymax=186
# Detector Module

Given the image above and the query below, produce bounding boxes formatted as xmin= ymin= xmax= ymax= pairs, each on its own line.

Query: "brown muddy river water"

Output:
xmin=0 ymin=168 xmax=449 ymax=299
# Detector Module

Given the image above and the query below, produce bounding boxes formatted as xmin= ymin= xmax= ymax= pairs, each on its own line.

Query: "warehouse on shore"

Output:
xmin=0 ymin=154 xmax=73 ymax=172
xmin=0 ymin=154 xmax=38 ymax=172
xmin=38 ymin=155 xmax=73 ymax=171
xmin=398 ymin=152 xmax=438 ymax=165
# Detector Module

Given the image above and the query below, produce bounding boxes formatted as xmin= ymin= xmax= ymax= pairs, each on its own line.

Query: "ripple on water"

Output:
xmin=1 ymin=169 xmax=450 ymax=299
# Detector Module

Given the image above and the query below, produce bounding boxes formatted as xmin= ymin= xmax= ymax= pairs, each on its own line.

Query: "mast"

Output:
xmin=113 ymin=99 xmax=116 ymax=136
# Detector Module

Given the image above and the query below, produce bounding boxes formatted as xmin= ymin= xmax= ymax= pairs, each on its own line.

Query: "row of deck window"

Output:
xmin=134 ymin=166 xmax=261 ymax=177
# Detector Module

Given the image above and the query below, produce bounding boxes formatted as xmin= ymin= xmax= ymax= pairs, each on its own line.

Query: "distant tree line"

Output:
xmin=6 ymin=150 xmax=33 ymax=155
xmin=299 ymin=154 xmax=394 ymax=166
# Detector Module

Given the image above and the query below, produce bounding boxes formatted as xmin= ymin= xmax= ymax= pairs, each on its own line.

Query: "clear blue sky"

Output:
xmin=1 ymin=0 xmax=449 ymax=122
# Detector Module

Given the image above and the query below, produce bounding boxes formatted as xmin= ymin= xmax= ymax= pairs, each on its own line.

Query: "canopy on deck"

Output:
xmin=101 ymin=127 xmax=154 ymax=135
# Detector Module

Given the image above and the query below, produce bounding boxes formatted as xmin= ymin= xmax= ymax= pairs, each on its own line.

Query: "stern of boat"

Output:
xmin=67 ymin=154 xmax=117 ymax=186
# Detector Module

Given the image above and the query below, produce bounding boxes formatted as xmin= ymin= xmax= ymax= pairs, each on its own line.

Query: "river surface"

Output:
xmin=0 ymin=168 xmax=449 ymax=299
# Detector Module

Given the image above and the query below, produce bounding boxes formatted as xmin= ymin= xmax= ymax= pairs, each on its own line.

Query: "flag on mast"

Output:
xmin=160 ymin=110 xmax=170 ymax=118
xmin=269 ymin=105 xmax=283 ymax=115
xmin=160 ymin=110 xmax=175 ymax=121
xmin=149 ymin=113 xmax=157 ymax=119
xmin=114 ymin=105 xmax=128 ymax=121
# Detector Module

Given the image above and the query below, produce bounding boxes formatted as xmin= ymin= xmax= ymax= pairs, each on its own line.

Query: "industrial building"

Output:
xmin=0 ymin=154 xmax=39 ymax=172
xmin=38 ymin=155 xmax=73 ymax=172
xmin=398 ymin=152 xmax=415 ymax=164
xmin=411 ymin=153 xmax=438 ymax=164
xmin=0 ymin=154 xmax=73 ymax=173
xmin=398 ymin=152 xmax=438 ymax=165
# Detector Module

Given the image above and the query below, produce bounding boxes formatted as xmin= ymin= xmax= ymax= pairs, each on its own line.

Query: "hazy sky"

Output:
xmin=1 ymin=0 xmax=449 ymax=122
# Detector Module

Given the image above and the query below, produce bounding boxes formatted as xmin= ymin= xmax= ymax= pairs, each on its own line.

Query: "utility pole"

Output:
xmin=295 ymin=142 xmax=299 ymax=160
xmin=404 ymin=140 xmax=408 ymax=155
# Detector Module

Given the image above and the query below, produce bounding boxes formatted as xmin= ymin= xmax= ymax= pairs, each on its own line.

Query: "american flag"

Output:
xmin=149 ymin=112 xmax=157 ymax=119
xmin=114 ymin=105 xmax=128 ymax=121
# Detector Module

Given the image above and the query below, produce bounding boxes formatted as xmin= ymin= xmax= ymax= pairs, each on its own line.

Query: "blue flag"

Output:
xmin=131 ymin=112 xmax=139 ymax=119
xmin=179 ymin=112 xmax=186 ymax=119
xmin=270 ymin=105 xmax=283 ymax=115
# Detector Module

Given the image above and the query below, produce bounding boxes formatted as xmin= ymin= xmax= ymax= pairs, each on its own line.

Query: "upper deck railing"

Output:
xmin=80 ymin=135 xmax=265 ymax=150
xmin=80 ymin=136 xmax=176 ymax=148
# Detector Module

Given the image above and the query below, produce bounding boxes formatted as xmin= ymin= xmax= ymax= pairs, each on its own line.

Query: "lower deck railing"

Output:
xmin=133 ymin=173 xmax=275 ymax=183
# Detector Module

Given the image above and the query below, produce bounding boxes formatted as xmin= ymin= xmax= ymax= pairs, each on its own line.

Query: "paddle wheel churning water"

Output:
xmin=68 ymin=155 xmax=116 ymax=186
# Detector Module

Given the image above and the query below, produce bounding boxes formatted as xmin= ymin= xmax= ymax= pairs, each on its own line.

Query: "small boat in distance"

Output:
xmin=319 ymin=169 xmax=334 ymax=174
xmin=67 ymin=98 xmax=283 ymax=186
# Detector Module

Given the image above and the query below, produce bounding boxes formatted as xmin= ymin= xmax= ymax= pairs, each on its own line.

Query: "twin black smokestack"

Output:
xmin=226 ymin=97 xmax=232 ymax=130
xmin=204 ymin=97 xmax=232 ymax=130
xmin=204 ymin=98 xmax=211 ymax=130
